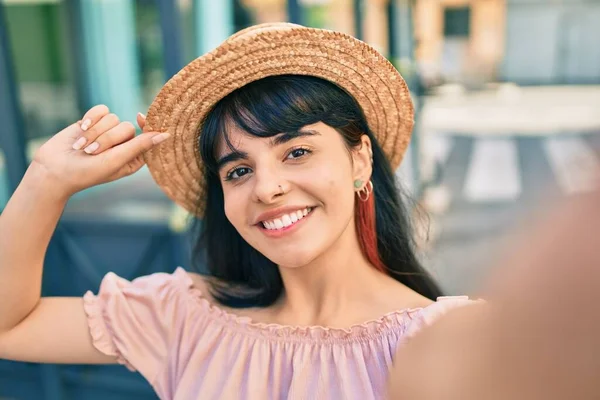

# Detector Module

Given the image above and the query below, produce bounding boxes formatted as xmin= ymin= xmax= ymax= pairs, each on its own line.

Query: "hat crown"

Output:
xmin=227 ymin=22 xmax=304 ymax=43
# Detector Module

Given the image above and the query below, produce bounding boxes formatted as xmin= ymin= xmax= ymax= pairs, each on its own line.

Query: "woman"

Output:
xmin=0 ymin=23 xmax=475 ymax=399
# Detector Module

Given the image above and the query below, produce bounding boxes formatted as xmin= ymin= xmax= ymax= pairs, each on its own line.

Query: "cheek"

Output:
xmin=320 ymin=163 xmax=354 ymax=206
xmin=223 ymin=189 xmax=246 ymax=230
xmin=317 ymin=174 xmax=356 ymax=228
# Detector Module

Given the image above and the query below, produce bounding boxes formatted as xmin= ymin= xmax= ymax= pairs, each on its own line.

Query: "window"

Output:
xmin=444 ymin=6 xmax=471 ymax=38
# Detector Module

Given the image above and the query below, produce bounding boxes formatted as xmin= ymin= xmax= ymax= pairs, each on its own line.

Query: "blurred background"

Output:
xmin=1 ymin=0 xmax=599 ymax=398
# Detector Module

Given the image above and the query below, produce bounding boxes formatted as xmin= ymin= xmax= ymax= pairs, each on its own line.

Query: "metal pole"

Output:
xmin=407 ymin=0 xmax=423 ymax=199
xmin=79 ymin=0 xmax=141 ymax=121
xmin=287 ymin=0 xmax=303 ymax=25
xmin=65 ymin=0 xmax=90 ymax=113
xmin=353 ymin=0 xmax=364 ymax=40
xmin=194 ymin=0 xmax=234 ymax=55
xmin=157 ymin=0 xmax=184 ymax=79
xmin=387 ymin=0 xmax=399 ymax=62
xmin=0 ymin=3 xmax=28 ymax=194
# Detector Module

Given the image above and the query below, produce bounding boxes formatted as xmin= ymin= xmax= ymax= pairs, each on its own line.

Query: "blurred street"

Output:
xmin=419 ymin=84 xmax=600 ymax=293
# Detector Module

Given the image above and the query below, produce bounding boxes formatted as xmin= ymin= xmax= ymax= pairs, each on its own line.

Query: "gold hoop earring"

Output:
xmin=357 ymin=180 xmax=373 ymax=202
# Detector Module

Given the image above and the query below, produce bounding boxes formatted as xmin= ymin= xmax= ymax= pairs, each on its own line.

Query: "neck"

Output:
xmin=273 ymin=219 xmax=391 ymax=326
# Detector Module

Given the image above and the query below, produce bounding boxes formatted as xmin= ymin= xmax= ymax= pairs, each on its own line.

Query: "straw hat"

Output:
xmin=143 ymin=22 xmax=414 ymax=217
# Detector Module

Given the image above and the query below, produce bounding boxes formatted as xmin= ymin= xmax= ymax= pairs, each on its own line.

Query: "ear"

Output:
xmin=352 ymin=135 xmax=373 ymax=186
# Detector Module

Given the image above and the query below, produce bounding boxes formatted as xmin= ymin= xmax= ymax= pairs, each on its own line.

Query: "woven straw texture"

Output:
xmin=144 ymin=23 xmax=414 ymax=217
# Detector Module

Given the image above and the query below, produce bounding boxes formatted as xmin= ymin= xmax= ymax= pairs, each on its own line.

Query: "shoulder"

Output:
xmin=85 ymin=268 xmax=205 ymax=325
xmin=94 ymin=268 xmax=190 ymax=298
xmin=185 ymin=271 xmax=212 ymax=293
xmin=183 ymin=271 xmax=274 ymax=323
xmin=185 ymin=271 xmax=261 ymax=306
xmin=405 ymin=291 xmax=435 ymax=310
xmin=422 ymin=296 xmax=485 ymax=318
xmin=379 ymin=278 xmax=436 ymax=311
xmin=405 ymin=296 xmax=486 ymax=338
xmin=185 ymin=271 xmax=222 ymax=303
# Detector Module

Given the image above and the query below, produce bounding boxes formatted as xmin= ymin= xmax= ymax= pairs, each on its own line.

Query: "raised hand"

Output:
xmin=32 ymin=105 xmax=169 ymax=197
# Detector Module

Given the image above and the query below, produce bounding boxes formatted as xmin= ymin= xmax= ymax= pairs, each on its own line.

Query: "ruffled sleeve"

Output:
xmin=82 ymin=268 xmax=192 ymax=385
xmin=403 ymin=296 xmax=483 ymax=339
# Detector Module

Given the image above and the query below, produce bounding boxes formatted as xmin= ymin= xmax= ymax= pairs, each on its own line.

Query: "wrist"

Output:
xmin=23 ymin=161 xmax=73 ymax=203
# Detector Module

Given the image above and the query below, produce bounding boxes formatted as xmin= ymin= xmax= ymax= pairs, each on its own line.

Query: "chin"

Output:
xmin=262 ymin=249 xmax=318 ymax=269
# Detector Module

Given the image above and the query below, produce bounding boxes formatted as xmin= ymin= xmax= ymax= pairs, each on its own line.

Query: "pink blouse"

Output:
xmin=83 ymin=267 xmax=476 ymax=400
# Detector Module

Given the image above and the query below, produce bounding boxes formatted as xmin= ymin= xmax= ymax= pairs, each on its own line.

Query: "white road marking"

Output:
xmin=463 ymin=138 xmax=521 ymax=202
xmin=544 ymin=137 xmax=600 ymax=194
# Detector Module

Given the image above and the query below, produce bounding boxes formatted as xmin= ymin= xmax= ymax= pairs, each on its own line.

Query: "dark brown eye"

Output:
xmin=226 ymin=167 xmax=251 ymax=180
xmin=287 ymin=148 xmax=311 ymax=159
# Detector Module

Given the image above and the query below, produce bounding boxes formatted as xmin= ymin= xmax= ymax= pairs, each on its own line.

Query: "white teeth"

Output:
xmin=282 ymin=214 xmax=292 ymax=227
xmin=262 ymin=207 xmax=313 ymax=230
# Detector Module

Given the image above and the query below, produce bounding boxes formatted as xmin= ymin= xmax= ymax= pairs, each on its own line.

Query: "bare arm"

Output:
xmin=0 ymin=164 xmax=68 ymax=332
xmin=0 ymin=298 xmax=116 ymax=364
xmin=0 ymin=165 xmax=115 ymax=364
xmin=0 ymin=107 xmax=168 ymax=364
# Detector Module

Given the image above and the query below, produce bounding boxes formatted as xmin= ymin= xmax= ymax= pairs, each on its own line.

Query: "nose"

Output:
xmin=252 ymin=166 xmax=286 ymax=204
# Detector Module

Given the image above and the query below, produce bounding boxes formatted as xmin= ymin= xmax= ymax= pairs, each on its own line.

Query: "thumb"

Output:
xmin=136 ymin=112 xmax=146 ymax=130
xmin=55 ymin=121 xmax=84 ymax=139
xmin=105 ymin=131 xmax=171 ymax=168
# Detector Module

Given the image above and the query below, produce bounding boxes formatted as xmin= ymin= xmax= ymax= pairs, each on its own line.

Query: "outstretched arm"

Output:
xmin=0 ymin=106 xmax=168 ymax=364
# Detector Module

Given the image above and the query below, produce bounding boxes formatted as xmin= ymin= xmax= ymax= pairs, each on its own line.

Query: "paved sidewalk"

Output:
xmin=421 ymin=84 xmax=600 ymax=135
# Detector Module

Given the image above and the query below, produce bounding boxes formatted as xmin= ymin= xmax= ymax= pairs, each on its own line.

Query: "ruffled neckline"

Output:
xmin=173 ymin=267 xmax=430 ymax=344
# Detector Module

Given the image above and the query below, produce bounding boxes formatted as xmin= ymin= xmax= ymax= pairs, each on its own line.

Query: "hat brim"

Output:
xmin=144 ymin=23 xmax=414 ymax=217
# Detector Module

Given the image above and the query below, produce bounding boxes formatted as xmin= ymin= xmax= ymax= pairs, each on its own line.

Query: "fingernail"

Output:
xmin=72 ymin=137 xmax=87 ymax=150
xmin=152 ymin=133 xmax=170 ymax=145
xmin=80 ymin=119 xmax=92 ymax=131
xmin=84 ymin=142 xmax=100 ymax=154
xmin=138 ymin=112 xmax=146 ymax=119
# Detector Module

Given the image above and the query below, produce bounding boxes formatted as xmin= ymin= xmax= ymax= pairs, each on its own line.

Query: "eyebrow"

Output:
xmin=270 ymin=129 xmax=320 ymax=146
xmin=216 ymin=151 xmax=248 ymax=171
xmin=216 ymin=129 xmax=320 ymax=171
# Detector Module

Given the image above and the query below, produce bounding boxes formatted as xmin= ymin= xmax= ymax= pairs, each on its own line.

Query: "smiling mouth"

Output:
xmin=260 ymin=207 xmax=314 ymax=231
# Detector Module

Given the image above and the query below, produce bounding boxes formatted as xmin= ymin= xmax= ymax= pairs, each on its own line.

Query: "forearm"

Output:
xmin=0 ymin=162 xmax=69 ymax=332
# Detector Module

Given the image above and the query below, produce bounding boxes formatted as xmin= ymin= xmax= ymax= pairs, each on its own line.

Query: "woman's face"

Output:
xmin=216 ymin=121 xmax=372 ymax=268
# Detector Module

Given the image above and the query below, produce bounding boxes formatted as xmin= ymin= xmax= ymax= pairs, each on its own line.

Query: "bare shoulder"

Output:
xmin=400 ymin=289 xmax=435 ymax=310
xmin=184 ymin=271 xmax=262 ymax=307
xmin=380 ymin=276 xmax=435 ymax=311
xmin=185 ymin=271 xmax=223 ymax=303
xmin=184 ymin=271 xmax=276 ymax=323
xmin=185 ymin=271 xmax=211 ymax=292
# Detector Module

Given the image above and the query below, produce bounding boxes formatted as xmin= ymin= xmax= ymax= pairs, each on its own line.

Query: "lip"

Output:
xmin=253 ymin=205 xmax=315 ymax=225
xmin=258 ymin=207 xmax=315 ymax=238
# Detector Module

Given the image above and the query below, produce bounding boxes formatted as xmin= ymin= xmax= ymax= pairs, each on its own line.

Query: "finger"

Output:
xmin=57 ymin=121 xmax=85 ymax=139
xmin=82 ymin=121 xmax=136 ymax=155
xmin=136 ymin=113 xmax=146 ymax=130
xmin=110 ymin=154 xmax=147 ymax=181
xmin=73 ymin=113 xmax=120 ymax=151
xmin=79 ymin=104 xmax=110 ymax=132
xmin=103 ymin=131 xmax=171 ymax=169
